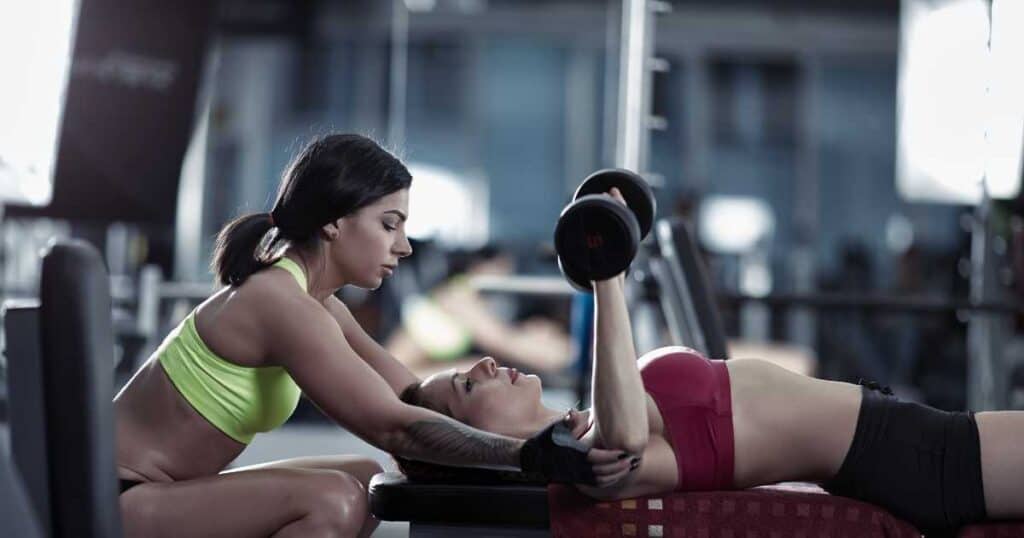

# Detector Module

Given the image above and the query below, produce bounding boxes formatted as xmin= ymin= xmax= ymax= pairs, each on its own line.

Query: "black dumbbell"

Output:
xmin=554 ymin=169 xmax=656 ymax=291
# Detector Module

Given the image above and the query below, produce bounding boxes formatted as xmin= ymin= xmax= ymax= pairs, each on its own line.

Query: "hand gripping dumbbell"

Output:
xmin=554 ymin=169 xmax=656 ymax=291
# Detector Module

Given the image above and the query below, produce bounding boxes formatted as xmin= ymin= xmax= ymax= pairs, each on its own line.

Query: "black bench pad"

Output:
xmin=369 ymin=472 xmax=549 ymax=528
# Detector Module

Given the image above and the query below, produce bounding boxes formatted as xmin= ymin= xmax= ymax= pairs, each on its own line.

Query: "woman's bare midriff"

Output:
xmin=115 ymin=285 xmax=282 ymax=484
xmin=725 ymin=358 xmax=862 ymax=488
xmin=114 ymin=358 xmax=246 ymax=484
xmin=114 ymin=278 xmax=306 ymax=485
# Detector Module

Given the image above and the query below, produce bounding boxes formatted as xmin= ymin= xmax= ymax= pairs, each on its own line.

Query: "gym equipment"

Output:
xmin=555 ymin=169 xmax=656 ymax=291
xmin=573 ymin=168 xmax=656 ymax=240
xmin=370 ymin=472 xmax=550 ymax=535
xmin=0 ymin=453 xmax=43 ymax=538
xmin=646 ymin=218 xmax=729 ymax=360
xmin=616 ymin=0 xmax=671 ymax=176
xmin=5 ymin=301 xmax=51 ymax=534
xmin=43 ymin=241 xmax=122 ymax=537
xmin=547 ymin=483 xmax=921 ymax=537
xmin=368 ymin=475 xmax=927 ymax=537
xmin=3 ymin=240 xmax=122 ymax=537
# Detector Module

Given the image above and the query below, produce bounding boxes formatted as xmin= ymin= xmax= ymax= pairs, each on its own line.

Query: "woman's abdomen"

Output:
xmin=726 ymin=358 xmax=861 ymax=488
xmin=115 ymin=358 xmax=245 ymax=482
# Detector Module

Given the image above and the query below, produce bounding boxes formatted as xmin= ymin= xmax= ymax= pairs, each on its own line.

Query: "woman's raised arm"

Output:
xmin=590 ymin=273 xmax=649 ymax=454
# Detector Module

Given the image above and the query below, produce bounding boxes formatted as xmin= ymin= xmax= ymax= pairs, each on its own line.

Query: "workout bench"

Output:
xmin=3 ymin=240 xmax=122 ymax=537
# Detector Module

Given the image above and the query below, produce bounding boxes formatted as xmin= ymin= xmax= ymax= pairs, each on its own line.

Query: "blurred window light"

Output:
xmin=897 ymin=0 xmax=1024 ymax=204
xmin=986 ymin=0 xmax=1024 ymax=198
xmin=885 ymin=213 xmax=915 ymax=254
xmin=405 ymin=0 xmax=486 ymax=14
xmin=407 ymin=163 xmax=489 ymax=247
xmin=698 ymin=196 xmax=775 ymax=254
xmin=404 ymin=0 xmax=437 ymax=12
xmin=740 ymin=262 xmax=772 ymax=298
xmin=451 ymin=0 xmax=487 ymax=14
xmin=0 ymin=0 xmax=79 ymax=206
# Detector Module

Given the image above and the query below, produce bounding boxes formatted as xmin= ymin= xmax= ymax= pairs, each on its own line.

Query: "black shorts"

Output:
xmin=119 ymin=479 xmax=143 ymax=494
xmin=822 ymin=383 xmax=987 ymax=536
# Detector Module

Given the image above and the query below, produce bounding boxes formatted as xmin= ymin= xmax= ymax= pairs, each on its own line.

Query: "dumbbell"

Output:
xmin=554 ymin=169 xmax=656 ymax=291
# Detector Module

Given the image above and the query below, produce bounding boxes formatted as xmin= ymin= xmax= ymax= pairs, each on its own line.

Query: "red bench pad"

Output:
xmin=958 ymin=522 xmax=1024 ymax=537
xmin=548 ymin=482 xmax=921 ymax=538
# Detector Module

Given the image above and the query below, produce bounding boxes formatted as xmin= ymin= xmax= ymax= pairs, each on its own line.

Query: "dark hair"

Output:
xmin=212 ymin=133 xmax=413 ymax=286
xmin=399 ymin=381 xmax=450 ymax=416
xmin=394 ymin=382 xmax=544 ymax=484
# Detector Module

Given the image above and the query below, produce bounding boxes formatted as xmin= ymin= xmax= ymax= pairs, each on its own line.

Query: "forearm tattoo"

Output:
xmin=395 ymin=418 xmax=522 ymax=469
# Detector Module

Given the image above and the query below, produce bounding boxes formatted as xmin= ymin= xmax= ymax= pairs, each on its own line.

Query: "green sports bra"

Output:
xmin=157 ymin=258 xmax=305 ymax=444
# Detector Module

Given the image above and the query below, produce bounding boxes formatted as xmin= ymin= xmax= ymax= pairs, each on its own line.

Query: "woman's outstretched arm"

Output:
xmin=325 ymin=295 xmax=419 ymax=395
xmin=271 ymin=292 xmax=630 ymax=483
xmin=591 ymin=273 xmax=649 ymax=454
xmin=276 ymin=296 xmax=520 ymax=466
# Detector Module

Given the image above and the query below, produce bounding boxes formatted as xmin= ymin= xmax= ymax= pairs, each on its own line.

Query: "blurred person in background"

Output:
xmin=386 ymin=245 xmax=574 ymax=379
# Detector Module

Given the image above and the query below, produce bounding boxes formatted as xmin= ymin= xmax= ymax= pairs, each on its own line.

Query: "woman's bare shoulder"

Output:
xmin=232 ymin=267 xmax=321 ymax=313
xmin=194 ymin=268 xmax=330 ymax=363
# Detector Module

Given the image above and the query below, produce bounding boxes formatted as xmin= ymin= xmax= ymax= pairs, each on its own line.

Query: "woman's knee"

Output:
xmin=301 ymin=469 xmax=370 ymax=533
xmin=119 ymin=484 xmax=162 ymax=538
xmin=342 ymin=457 xmax=385 ymax=487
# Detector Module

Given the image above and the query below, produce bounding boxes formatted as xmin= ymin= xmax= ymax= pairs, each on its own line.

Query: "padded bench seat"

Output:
xmin=958 ymin=522 xmax=1024 ymax=537
xmin=369 ymin=473 xmax=922 ymax=537
xmin=369 ymin=472 xmax=549 ymax=528
xmin=371 ymin=472 xmax=1024 ymax=537
xmin=548 ymin=482 xmax=920 ymax=537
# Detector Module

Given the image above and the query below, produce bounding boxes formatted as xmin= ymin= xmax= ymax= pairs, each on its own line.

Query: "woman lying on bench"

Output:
xmin=401 ymin=193 xmax=1024 ymax=536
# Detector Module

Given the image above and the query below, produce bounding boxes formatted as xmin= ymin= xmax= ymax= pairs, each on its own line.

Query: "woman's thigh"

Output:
xmin=227 ymin=454 xmax=385 ymax=489
xmin=120 ymin=467 xmax=365 ymax=538
xmin=976 ymin=411 xmax=1024 ymax=519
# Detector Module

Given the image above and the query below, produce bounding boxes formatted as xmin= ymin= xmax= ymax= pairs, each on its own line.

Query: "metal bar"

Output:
xmin=720 ymin=292 xmax=1024 ymax=315
xmin=470 ymin=275 xmax=1024 ymax=316
xmin=113 ymin=273 xmax=1024 ymax=316
xmin=388 ymin=0 xmax=408 ymax=148
xmin=653 ymin=221 xmax=711 ymax=354
xmin=966 ymin=186 xmax=1010 ymax=410
xmin=616 ymin=0 xmax=650 ymax=171
xmin=469 ymin=275 xmax=574 ymax=297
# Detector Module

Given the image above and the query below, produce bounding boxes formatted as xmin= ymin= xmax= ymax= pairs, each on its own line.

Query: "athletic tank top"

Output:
xmin=639 ymin=346 xmax=735 ymax=491
xmin=157 ymin=258 xmax=305 ymax=444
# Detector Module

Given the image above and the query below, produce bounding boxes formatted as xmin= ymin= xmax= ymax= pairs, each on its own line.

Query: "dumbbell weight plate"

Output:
xmin=574 ymin=168 xmax=656 ymax=240
xmin=554 ymin=194 xmax=640 ymax=285
xmin=558 ymin=254 xmax=634 ymax=292
xmin=558 ymin=255 xmax=593 ymax=292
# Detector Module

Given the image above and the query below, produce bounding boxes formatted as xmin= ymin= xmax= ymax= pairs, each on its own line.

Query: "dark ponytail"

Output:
xmin=211 ymin=212 xmax=277 ymax=286
xmin=211 ymin=133 xmax=412 ymax=286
